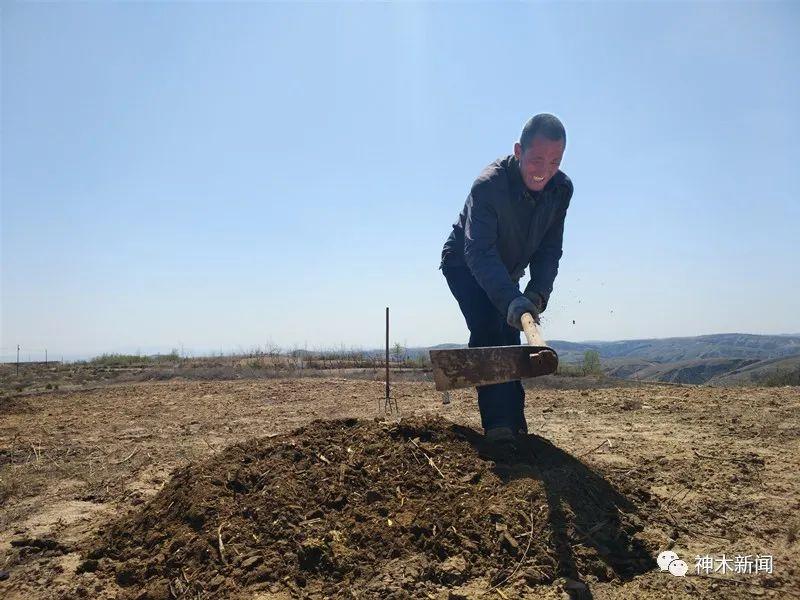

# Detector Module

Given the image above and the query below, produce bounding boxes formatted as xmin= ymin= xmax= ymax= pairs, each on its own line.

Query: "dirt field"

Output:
xmin=1 ymin=375 xmax=798 ymax=599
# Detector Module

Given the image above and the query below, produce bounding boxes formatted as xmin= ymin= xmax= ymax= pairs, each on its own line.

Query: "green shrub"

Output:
xmin=582 ymin=350 xmax=602 ymax=375
xmin=90 ymin=354 xmax=149 ymax=367
xmin=89 ymin=352 xmax=179 ymax=367
xmin=756 ymin=367 xmax=800 ymax=387
xmin=556 ymin=363 xmax=584 ymax=377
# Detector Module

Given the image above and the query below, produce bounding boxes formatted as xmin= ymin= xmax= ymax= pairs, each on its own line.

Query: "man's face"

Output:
xmin=514 ymin=135 xmax=565 ymax=192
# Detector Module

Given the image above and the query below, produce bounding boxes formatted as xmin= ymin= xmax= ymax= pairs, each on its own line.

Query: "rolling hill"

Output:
xmin=423 ymin=333 xmax=800 ymax=385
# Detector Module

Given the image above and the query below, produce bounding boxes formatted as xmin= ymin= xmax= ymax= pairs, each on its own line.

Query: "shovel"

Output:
xmin=429 ymin=313 xmax=558 ymax=391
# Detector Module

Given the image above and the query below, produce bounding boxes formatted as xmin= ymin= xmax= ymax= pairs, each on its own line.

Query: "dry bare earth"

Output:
xmin=1 ymin=377 xmax=798 ymax=599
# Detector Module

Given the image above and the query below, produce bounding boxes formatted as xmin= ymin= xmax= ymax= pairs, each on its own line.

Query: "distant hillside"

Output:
xmin=547 ymin=333 xmax=800 ymax=363
xmin=420 ymin=333 xmax=800 ymax=386
xmin=708 ymin=355 xmax=800 ymax=385
xmin=605 ymin=358 xmax=760 ymax=385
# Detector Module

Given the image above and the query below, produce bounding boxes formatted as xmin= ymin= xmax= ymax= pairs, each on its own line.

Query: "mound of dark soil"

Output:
xmin=82 ymin=417 xmax=657 ymax=598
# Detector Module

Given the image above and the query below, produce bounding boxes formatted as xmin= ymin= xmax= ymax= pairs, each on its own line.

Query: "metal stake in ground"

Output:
xmin=378 ymin=306 xmax=399 ymax=415
xmin=385 ymin=306 xmax=389 ymax=406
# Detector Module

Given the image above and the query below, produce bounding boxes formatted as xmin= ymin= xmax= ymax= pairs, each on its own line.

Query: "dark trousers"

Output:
xmin=442 ymin=266 xmax=527 ymax=433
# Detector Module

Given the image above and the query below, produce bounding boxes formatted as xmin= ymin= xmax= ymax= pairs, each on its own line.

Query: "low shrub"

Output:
xmin=756 ymin=367 xmax=800 ymax=387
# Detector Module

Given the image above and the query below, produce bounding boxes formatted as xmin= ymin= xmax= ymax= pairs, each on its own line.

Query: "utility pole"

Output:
xmin=16 ymin=345 xmax=20 ymax=375
xmin=45 ymin=349 xmax=48 ymax=366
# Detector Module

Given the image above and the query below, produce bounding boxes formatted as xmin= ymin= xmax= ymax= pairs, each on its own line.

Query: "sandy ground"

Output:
xmin=1 ymin=377 xmax=798 ymax=598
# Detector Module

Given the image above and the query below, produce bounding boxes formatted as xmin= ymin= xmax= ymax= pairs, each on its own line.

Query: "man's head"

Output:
xmin=514 ymin=114 xmax=566 ymax=192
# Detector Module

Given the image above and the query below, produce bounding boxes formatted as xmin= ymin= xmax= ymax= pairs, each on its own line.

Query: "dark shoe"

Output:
xmin=484 ymin=427 xmax=516 ymax=443
xmin=484 ymin=427 xmax=519 ymax=463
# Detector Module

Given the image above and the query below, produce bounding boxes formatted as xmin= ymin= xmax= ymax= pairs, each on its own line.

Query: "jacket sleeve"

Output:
xmin=463 ymin=183 xmax=521 ymax=315
xmin=524 ymin=182 xmax=573 ymax=312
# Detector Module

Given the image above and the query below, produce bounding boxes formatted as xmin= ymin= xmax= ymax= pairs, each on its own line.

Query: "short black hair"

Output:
xmin=520 ymin=114 xmax=566 ymax=150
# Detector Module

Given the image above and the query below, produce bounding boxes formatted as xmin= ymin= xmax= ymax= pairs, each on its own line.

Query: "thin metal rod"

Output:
xmin=385 ymin=307 xmax=390 ymax=403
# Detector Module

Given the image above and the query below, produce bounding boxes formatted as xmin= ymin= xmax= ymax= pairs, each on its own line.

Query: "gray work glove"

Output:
xmin=524 ymin=291 xmax=545 ymax=313
xmin=506 ymin=295 xmax=540 ymax=331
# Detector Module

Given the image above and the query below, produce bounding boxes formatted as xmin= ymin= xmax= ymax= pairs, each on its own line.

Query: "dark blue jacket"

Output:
xmin=440 ymin=155 xmax=573 ymax=315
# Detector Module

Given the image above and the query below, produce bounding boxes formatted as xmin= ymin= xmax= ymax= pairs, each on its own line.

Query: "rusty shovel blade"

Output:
xmin=429 ymin=345 xmax=559 ymax=391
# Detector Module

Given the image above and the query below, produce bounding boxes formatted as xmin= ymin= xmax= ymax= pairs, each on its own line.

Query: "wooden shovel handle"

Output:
xmin=520 ymin=313 xmax=546 ymax=347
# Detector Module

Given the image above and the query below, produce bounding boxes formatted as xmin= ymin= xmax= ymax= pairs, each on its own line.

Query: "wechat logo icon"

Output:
xmin=657 ymin=551 xmax=688 ymax=577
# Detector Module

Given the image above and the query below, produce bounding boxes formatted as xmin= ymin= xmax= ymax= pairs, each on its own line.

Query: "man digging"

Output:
xmin=439 ymin=114 xmax=573 ymax=445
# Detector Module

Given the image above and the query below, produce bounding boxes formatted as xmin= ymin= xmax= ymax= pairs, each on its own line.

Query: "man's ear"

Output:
xmin=513 ymin=142 xmax=522 ymax=160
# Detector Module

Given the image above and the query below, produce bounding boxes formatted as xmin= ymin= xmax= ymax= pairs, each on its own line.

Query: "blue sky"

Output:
xmin=2 ymin=2 xmax=798 ymax=360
